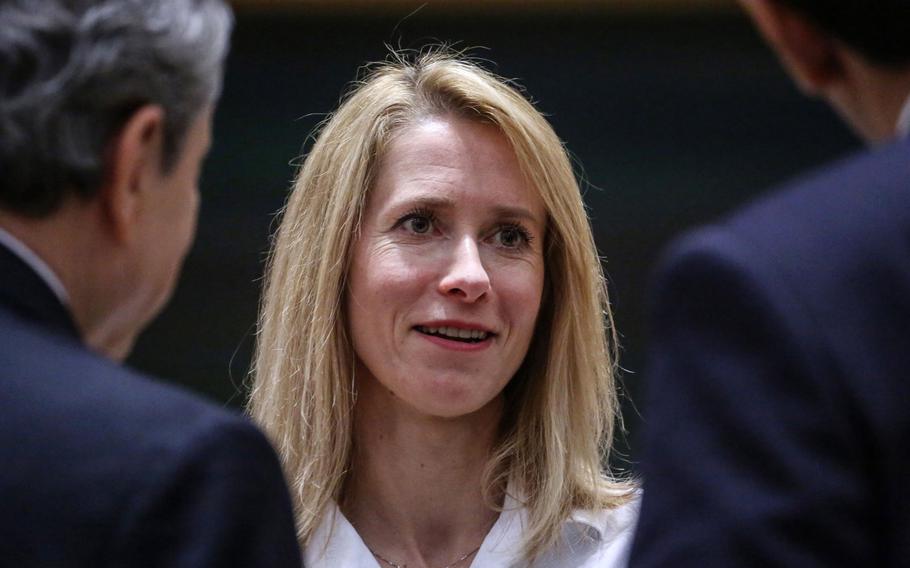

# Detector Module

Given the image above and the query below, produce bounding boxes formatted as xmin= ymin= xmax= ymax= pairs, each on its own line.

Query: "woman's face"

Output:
xmin=347 ymin=116 xmax=546 ymax=419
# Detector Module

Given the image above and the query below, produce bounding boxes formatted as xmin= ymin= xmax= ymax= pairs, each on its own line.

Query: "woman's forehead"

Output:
xmin=368 ymin=117 xmax=545 ymax=216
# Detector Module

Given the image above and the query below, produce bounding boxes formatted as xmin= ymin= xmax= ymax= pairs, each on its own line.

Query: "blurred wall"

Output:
xmin=127 ymin=4 xmax=858 ymax=469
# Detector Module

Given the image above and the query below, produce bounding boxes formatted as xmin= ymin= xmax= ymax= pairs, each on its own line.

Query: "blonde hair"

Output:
xmin=250 ymin=50 xmax=635 ymax=560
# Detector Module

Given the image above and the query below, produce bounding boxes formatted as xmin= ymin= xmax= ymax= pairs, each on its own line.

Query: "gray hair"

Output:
xmin=0 ymin=0 xmax=233 ymax=216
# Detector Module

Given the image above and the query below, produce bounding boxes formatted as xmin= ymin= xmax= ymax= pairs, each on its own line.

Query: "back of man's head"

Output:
xmin=0 ymin=0 xmax=233 ymax=217
xmin=0 ymin=0 xmax=233 ymax=360
xmin=777 ymin=1 xmax=910 ymax=67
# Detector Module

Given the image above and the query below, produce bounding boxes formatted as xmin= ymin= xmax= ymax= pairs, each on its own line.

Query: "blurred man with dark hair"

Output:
xmin=630 ymin=0 xmax=910 ymax=565
xmin=0 ymin=0 xmax=300 ymax=565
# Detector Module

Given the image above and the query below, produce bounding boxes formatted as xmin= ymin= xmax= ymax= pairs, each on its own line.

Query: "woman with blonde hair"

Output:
xmin=250 ymin=51 xmax=638 ymax=567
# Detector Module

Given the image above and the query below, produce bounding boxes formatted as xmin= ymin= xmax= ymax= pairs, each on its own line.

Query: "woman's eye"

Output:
xmin=495 ymin=225 xmax=531 ymax=248
xmin=402 ymin=215 xmax=433 ymax=234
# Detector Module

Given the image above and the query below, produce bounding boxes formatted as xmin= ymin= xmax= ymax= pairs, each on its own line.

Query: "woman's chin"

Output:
xmin=400 ymin=386 xmax=503 ymax=422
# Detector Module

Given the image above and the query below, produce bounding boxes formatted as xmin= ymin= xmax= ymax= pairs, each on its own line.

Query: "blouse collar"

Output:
xmin=304 ymin=487 xmax=640 ymax=567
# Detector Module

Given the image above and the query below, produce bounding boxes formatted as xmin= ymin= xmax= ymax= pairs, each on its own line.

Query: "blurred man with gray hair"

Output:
xmin=631 ymin=0 xmax=910 ymax=565
xmin=0 ymin=0 xmax=300 ymax=565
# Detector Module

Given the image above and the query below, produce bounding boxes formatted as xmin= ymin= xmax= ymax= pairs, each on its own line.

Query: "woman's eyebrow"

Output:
xmin=490 ymin=205 xmax=543 ymax=226
xmin=385 ymin=195 xmax=456 ymax=212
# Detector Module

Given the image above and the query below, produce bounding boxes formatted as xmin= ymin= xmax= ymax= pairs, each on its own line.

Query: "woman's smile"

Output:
xmin=413 ymin=320 xmax=497 ymax=351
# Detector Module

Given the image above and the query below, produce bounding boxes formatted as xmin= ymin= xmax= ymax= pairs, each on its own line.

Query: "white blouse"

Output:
xmin=304 ymin=491 xmax=640 ymax=567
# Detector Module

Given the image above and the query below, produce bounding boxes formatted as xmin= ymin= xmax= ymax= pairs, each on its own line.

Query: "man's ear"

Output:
xmin=739 ymin=0 xmax=843 ymax=95
xmin=99 ymin=105 xmax=165 ymax=243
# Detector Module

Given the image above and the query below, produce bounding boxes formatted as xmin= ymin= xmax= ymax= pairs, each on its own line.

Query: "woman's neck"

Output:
xmin=342 ymin=377 xmax=504 ymax=568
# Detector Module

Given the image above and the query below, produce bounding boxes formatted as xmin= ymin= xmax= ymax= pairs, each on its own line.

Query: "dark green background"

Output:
xmin=128 ymin=7 xmax=858 ymax=470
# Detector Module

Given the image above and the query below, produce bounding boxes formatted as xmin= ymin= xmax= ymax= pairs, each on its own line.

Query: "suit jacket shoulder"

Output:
xmin=0 ymin=278 xmax=300 ymax=566
xmin=657 ymin=138 xmax=910 ymax=401
xmin=630 ymin=139 xmax=910 ymax=566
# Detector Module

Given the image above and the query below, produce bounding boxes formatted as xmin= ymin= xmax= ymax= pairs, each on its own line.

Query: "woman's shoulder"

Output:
xmin=570 ymin=489 xmax=641 ymax=545
xmin=512 ymin=490 xmax=641 ymax=567
xmin=558 ymin=490 xmax=641 ymax=567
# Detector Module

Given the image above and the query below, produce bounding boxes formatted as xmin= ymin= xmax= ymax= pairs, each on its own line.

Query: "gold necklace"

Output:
xmin=369 ymin=544 xmax=481 ymax=568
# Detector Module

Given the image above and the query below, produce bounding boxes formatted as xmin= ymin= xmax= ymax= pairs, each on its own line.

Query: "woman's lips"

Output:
xmin=414 ymin=325 xmax=491 ymax=341
xmin=414 ymin=325 xmax=495 ymax=351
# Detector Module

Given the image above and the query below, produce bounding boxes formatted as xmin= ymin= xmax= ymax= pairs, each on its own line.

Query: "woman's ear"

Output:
xmin=98 ymin=105 xmax=165 ymax=244
xmin=739 ymin=0 xmax=844 ymax=95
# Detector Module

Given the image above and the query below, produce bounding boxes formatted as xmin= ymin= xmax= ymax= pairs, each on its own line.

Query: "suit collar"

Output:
xmin=0 ymin=239 xmax=80 ymax=340
xmin=897 ymin=89 xmax=910 ymax=140
xmin=0 ymin=226 xmax=69 ymax=305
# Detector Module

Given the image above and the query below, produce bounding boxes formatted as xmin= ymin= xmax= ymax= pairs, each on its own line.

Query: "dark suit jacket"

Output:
xmin=0 ymin=244 xmax=301 ymax=567
xmin=629 ymin=138 xmax=910 ymax=566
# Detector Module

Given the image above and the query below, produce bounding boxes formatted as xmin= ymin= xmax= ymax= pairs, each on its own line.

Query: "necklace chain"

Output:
xmin=369 ymin=544 xmax=481 ymax=568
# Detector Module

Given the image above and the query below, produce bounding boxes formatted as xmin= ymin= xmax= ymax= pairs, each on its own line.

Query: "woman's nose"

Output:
xmin=438 ymin=237 xmax=491 ymax=302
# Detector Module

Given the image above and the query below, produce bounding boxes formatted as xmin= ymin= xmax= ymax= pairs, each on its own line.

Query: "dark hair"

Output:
xmin=778 ymin=0 xmax=910 ymax=66
xmin=0 ymin=0 xmax=233 ymax=217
